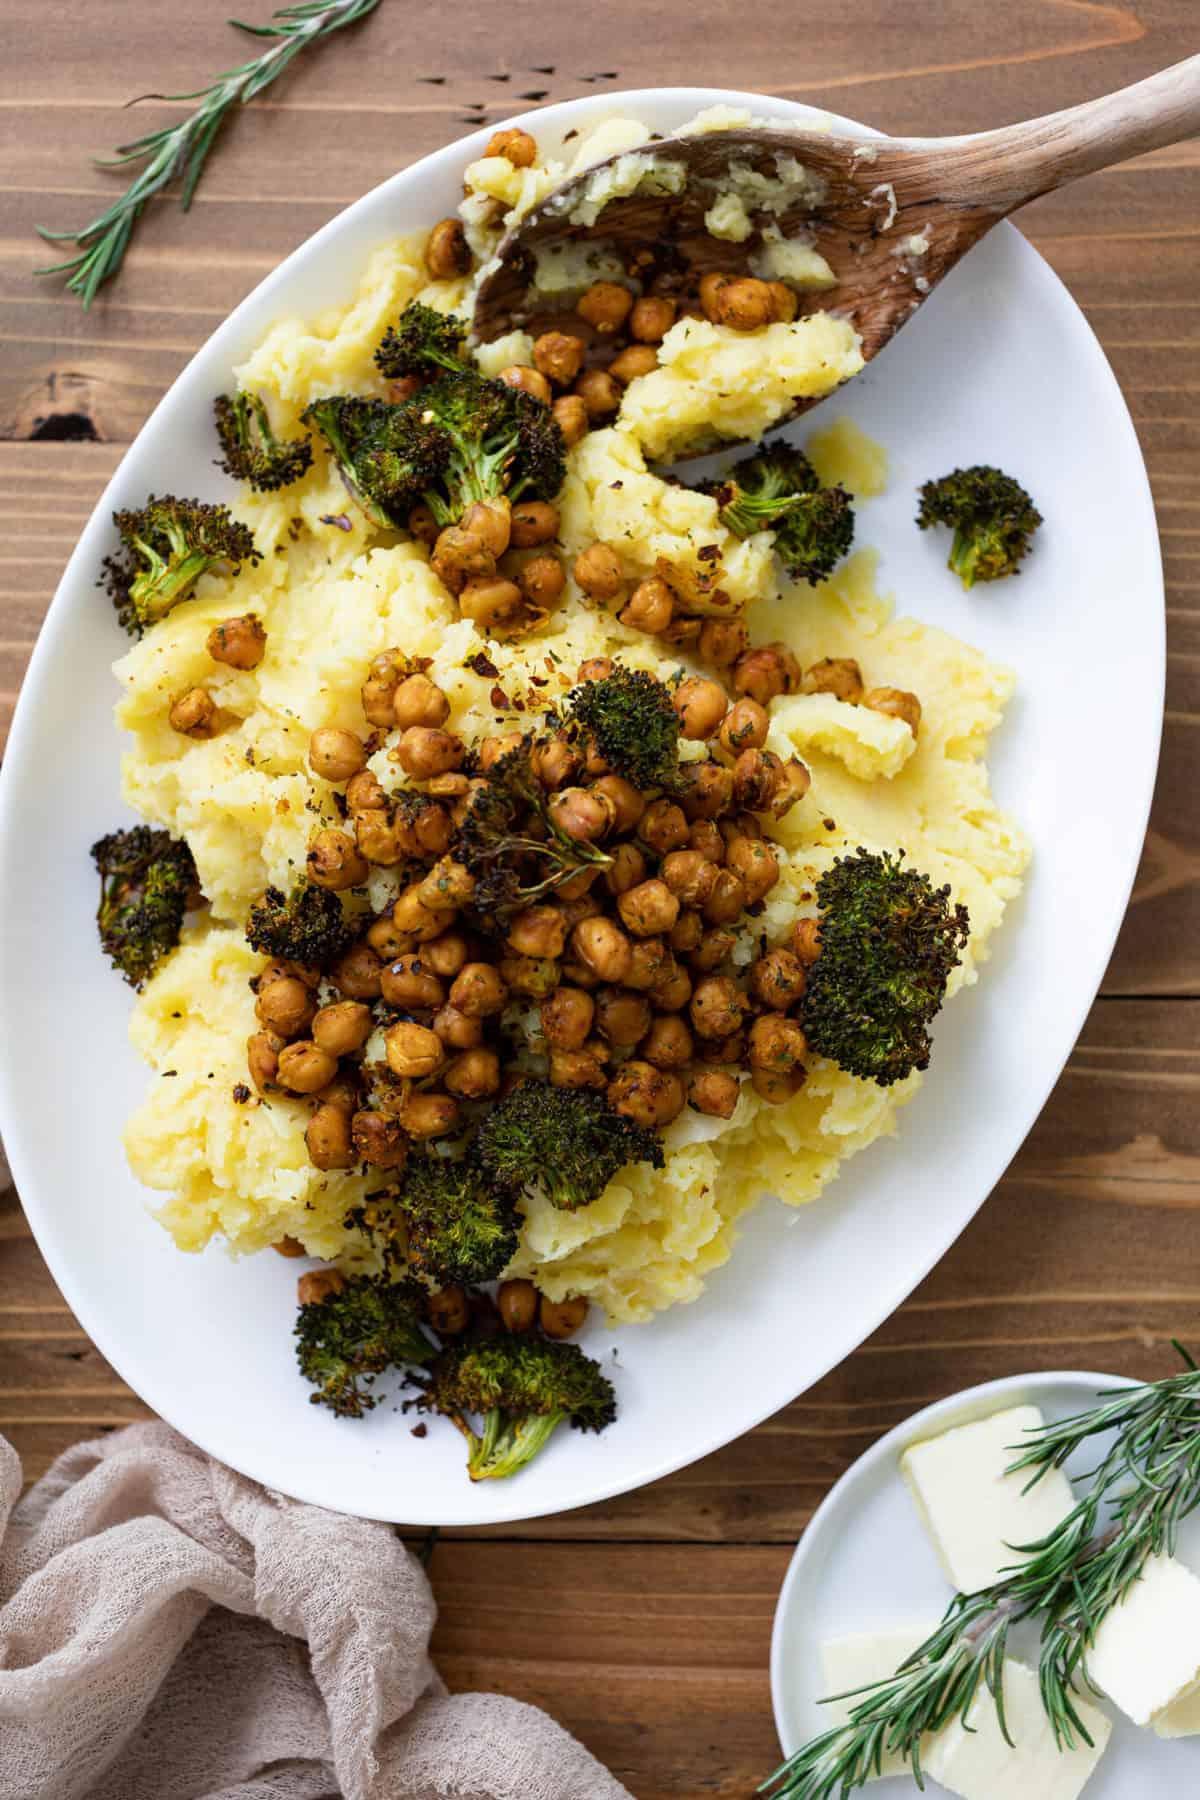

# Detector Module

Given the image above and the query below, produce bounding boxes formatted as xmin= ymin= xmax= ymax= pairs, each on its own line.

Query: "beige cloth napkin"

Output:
xmin=0 ymin=1421 xmax=634 ymax=1800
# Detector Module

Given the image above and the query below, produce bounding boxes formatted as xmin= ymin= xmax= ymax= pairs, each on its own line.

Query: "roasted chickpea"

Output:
xmin=509 ymin=498 xmax=560 ymax=547
xmin=332 ymin=942 xmax=383 ymax=1000
xmin=771 ymin=757 xmax=812 ymax=820
xmin=618 ymin=878 xmax=679 ymax=938
xmin=498 ymin=1278 xmax=539 ymax=1332
xmin=548 ymin=1046 xmax=607 ymax=1088
xmin=458 ymin=575 xmax=525 ymax=632
xmin=690 ymin=975 xmax=746 ymax=1040
xmin=642 ymin=1013 xmax=693 ymax=1070
xmin=273 ymin=1236 xmax=305 ymax=1258
xmin=689 ymin=818 xmax=725 ymax=863
xmin=502 ymin=957 xmax=560 ymax=1001
xmin=766 ymin=280 xmax=799 ymax=323
xmin=532 ymin=734 xmax=581 ymax=790
xmin=207 ymin=613 xmax=266 ymax=669
xmin=749 ymin=1013 xmax=808 ymax=1074
xmin=344 ymin=770 xmax=386 ymax=816
xmin=361 ymin=650 xmax=405 ymax=727
xmin=574 ymin=368 xmax=622 ymax=419
xmin=432 ymin=1003 xmax=484 ymax=1050
xmin=752 ymin=1065 xmax=806 ymax=1104
xmin=540 ymin=984 xmax=595 ymax=1050
xmin=589 ymin=774 xmax=643 ymax=836
xmin=548 ymin=786 xmax=613 ymax=843
xmin=431 ymin=525 xmax=496 ymax=594
xmin=803 ymin=657 xmax=864 ymax=703
xmin=276 ymin=1040 xmax=338 ymax=1095
xmin=307 ymin=725 xmax=365 ymax=784
xmin=691 ymin=926 xmax=738 ymax=972
xmin=255 ymin=974 xmax=315 ymax=1037
xmin=672 ymin=677 xmax=728 ymax=741
xmin=365 ymin=907 xmax=412 ymax=963
xmin=689 ymin=1069 xmax=740 ymax=1118
xmin=604 ymin=841 xmax=649 ymax=898
xmin=577 ymin=281 xmax=633 ymax=334
xmin=609 ymin=343 xmax=658 ymax=384
xmin=638 ymin=798 xmax=689 ymax=855
xmin=398 ymin=1090 xmax=459 ymax=1141
xmin=449 ymin=962 xmax=508 ymax=1018
xmin=702 ymin=867 xmax=748 ymax=925
xmin=425 ymin=216 xmax=472 ymax=279
xmin=477 ymin=733 xmax=523 ymax=774
xmin=391 ymin=673 xmax=450 ymax=731
xmin=698 ymin=271 xmax=733 ymax=317
xmin=704 ymin=274 xmax=775 ymax=330
xmin=169 ymin=687 xmax=216 ymax=738
xmin=676 ymin=760 xmax=734 ymax=822
xmin=574 ymin=542 xmax=624 ymax=601
xmin=306 ymin=1103 xmax=353 ymax=1170
xmin=385 ymin=1021 xmax=444 ymax=1080
xmin=307 ymin=828 xmax=368 ymax=891
xmin=532 ymin=330 xmax=586 ymax=386
xmin=607 ymin=1059 xmax=684 ymax=1126
xmin=788 ymin=917 xmax=822 ymax=969
xmin=444 ymin=1047 xmax=502 ymax=1099
xmin=298 ymin=1268 xmax=344 ymax=1307
xmin=731 ymin=748 xmax=784 ymax=814
xmin=729 ymin=836 xmax=780 ymax=905
xmin=500 ymin=363 xmax=552 ymax=406
xmin=486 ymin=125 xmax=537 ymax=165
xmin=630 ymin=294 xmax=676 ymax=342
xmin=625 ymin=937 xmax=672 ymax=992
xmin=594 ymin=986 xmax=653 ymax=1048
xmin=417 ymin=858 xmax=475 ymax=912
xmin=571 ymin=915 xmax=632 ymax=985
xmin=351 ymin=1109 xmax=409 ymax=1169
xmin=750 ymin=947 xmax=807 ymax=1011
xmin=539 ymin=1294 xmax=589 ymax=1339
xmin=552 ymin=393 xmax=589 ymax=446
xmin=247 ymin=1029 xmax=283 ymax=1091
xmin=620 ymin=576 xmax=673 ymax=634
xmin=864 ymin=686 xmax=922 ymax=735
xmin=660 ymin=850 xmax=718 ymax=908
xmin=501 ymin=905 xmax=563 ymax=961
xmin=514 ymin=552 xmax=563 ymax=615
xmin=396 ymin=727 xmax=464 ymax=780
xmin=699 ymin=615 xmax=750 ymax=670
xmin=576 ymin=655 xmax=613 ymax=683
xmin=378 ymin=954 xmax=443 ymax=1011
xmin=719 ymin=698 xmax=769 ymax=756
xmin=407 ymin=501 xmax=440 ymax=544
xmin=314 ymin=1070 xmax=362 ymax=1115
xmin=311 ymin=1000 xmax=373 ymax=1057
xmin=425 ymin=1284 xmax=470 ymax=1337
xmin=651 ymin=961 xmax=693 ymax=1012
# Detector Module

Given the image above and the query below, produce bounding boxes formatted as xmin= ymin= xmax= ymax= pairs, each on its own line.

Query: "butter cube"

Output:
xmin=901 ymin=1406 xmax=1076 ymax=1594
xmin=819 ymin=1624 xmax=939 ymax=1780
xmin=1087 ymin=1553 xmax=1200 ymax=1727
xmin=925 ymin=1659 xmax=1110 ymax=1800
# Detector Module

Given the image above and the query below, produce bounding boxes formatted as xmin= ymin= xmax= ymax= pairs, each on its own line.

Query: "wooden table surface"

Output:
xmin=2 ymin=2 xmax=1199 ymax=1793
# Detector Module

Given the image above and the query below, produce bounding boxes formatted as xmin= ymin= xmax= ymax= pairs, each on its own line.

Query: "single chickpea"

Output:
xmin=392 ymin=674 xmax=450 ymax=731
xmin=273 ymin=1237 xmax=305 ymax=1258
xmin=428 ymin=1284 xmax=470 ymax=1336
xmin=311 ymin=1000 xmax=373 ymax=1056
xmin=518 ymin=553 xmax=565 ymax=614
xmin=444 ymin=1047 xmax=502 ymax=1099
xmin=594 ymin=986 xmax=653 ymax=1048
xmin=380 ymin=954 xmax=445 ymax=1011
xmin=548 ymin=786 xmax=612 ymax=843
xmin=431 ymin=525 xmax=496 ymax=594
xmin=638 ymin=799 xmax=690 ymax=856
xmin=642 ymin=1014 xmax=693 ymax=1070
xmin=307 ymin=829 xmax=368 ymax=891
xmin=771 ymin=757 xmax=812 ymax=820
xmin=396 ymin=726 xmax=464 ymax=780
xmin=351 ymin=1109 xmax=409 ymax=1169
xmin=699 ymin=616 xmax=750 ymax=669
xmin=552 ymin=393 xmax=589 ymax=446
xmin=332 ymin=942 xmax=383 ymax=1000
xmin=477 ymin=733 xmax=522 ymax=774
xmin=618 ymin=878 xmax=680 ymax=938
xmin=425 ymin=217 xmax=472 ymax=279
xmin=698 ymin=272 xmax=733 ymax=316
xmin=705 ymin=274 xmax=776 ymax=330
xmin=571 ymin=916 xmax=632 ymax=985
xmin=733 ymin=646 xmax=787 ymax=706
xmin=690 ymin=926 xmax=738 ymax=972
xmin=767 ymin=281 xmax=799 ymax=323
xmin=540 ymin=985 xmax=595 ymax=1050
xmin=207 ymin=613 xmax=266 ymax=670
xmin=510 ymin=498 xmax=560 ymax=547
xmin=630 ymin=294 xmax=677 ymax=343
xmin=298 ymin=1269 xmax=345 ymax=1307
xmin=498 ymin=1278 xmax=539 ymax=1332
xmin=418 ymin=857 xmax=475 ymax=911
xmin=604 ymin=841 xmax=649 ymax=898
xmin=449 ymin=962 xmax=508 ymax=1018
xmin=385 ymin=1020 xmax=444 ymax=1079
xmin=749 ymin=1013 xmax=808 ymax=1074
xmin=421 ymin=931 xmax=470 ymax=979
xmin=790 ymin=916 xmax=822 ymax=967
xmin=729 ymin=836 xmax=780 ymax=905
xmin=314 ymin=1071 xmax=362 ymax=1114
xmin=559 ymin=890 xmax=603 ymax=936
xmin=588 ymin=774 xmax=642 ymax=836
xmin=255 ymin=974 xmax=315 ymax=1037
xmin=719 ymin=697 xmax=769 ymax=756
xmin=732 ymin=747 xmax=785 ymax=814
xmin=500 ymin=364 xmax=552 ymax=407
xmin=607 ymin=1059 xmax=684 ymax=1126
xmin=308 ymin=725 xmax=366 ymax=783
xmin=803 ymin=657 xmax=864 ymax=703
xmin=864 ymin=687 xmax=922 ymax=735
xmin=504 ymin=905 xmax=565 ymax=961
xmin=361 ymin=649 xmax=405 ymax=727
xmin=459 ymin=576 xmax=525 ymax=632
xmin=276 ymin=1041 xmax=338 ymax=1095
xmin=651 ymin=961 xmax=693 ymax=1012
xmin=750 ymin=948 xmax=807 ymax=1010
xmin=577 ymin=281 xmax=633 ymax=334
xmin=574 ymin=368 xmax=622 ymax=419
xmin=306 ymin=1103 xmax=353 ymax=1171
xmin=501 ymin=955 xmax=560 ymax=1001
xmin=486 ymin=126 xmax=537 ymax=166
xmin=660 ymin=850 xmax=718 ymax=908
xmin=455 ymin=498 xmax=509 ymax=559
xmin=366 ymin=907 xmax=413 ymax=963
xmin=690 ymin=975 xmax=746 ymax=1040
xmin=408 ymin=502 xmax=440 ymax=545
xmin=574 ymin=542 xmax=624 ymax=601
xmin=549 ymin=1046 xmax=608 ymax=1089
xmin=689 ymin=819 xmax=726 ymax=863
xmin=676 ymin=760 xmax=734 ymax=822
xmin=432 ymin=1004 xmax=484 ymax=1051
xmin=702 ymin=867 xmax=748 ymax=925
xmin=752 ymin=1065 xmax=806 ymax=1104
xmin=345 ymin=769 xmax=386 ymax=815
xmin=688 ymin=1069 xmax=740 ymax=1118
xmin=533 ymin=735 xmax=582 ymax=790
xmin=625 ymin=937 xmax=672 ymax=993
xmin=672 ymin=677 xmax=728 ymax=741
xmin=391 ymin=887 xmax=453 ymax=943
xmin=169 ymin=687 xmax=216 ymax=739
xmin=533 ymin=331 xmax=586 ymax=386
xmin=247 ymin=1029 xmax=283 ymax=1091
xmin=620 ymin=577 xmax=674 ymax=634
xmin=609 ymin=344 xmax=658 ymax=384
xmin=539 ymin=1294 xmax=589 ymax=1339
xmin=696 ymin=1027 xmax=746 ymax=1066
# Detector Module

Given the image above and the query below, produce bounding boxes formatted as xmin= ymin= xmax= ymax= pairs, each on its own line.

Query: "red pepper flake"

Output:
xmin=698 ymin=543 xmax=720 ymax=562
xmin=410 ymin=1422 xmax=428 ymax=1438
xmin=490 ymin=685 xmax=510 ymax=709
xmin=469 ymin=651 xmax=500 ymax=678
xmin=530 ymin=674 xmax=549 ymax=687
xmin=512 ymin=692 xmax=526 ymax=712
xmin=610 ymin=480 xmax=624 ymax=490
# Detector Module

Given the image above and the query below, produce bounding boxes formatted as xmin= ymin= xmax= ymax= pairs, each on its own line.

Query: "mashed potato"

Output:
xmin=116 ymin=120 xmax=1028 ymax=1325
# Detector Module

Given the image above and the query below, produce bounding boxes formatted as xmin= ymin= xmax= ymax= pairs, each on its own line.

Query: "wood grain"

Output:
xmin=2 ymin=5 xmax=1199 ymax=1796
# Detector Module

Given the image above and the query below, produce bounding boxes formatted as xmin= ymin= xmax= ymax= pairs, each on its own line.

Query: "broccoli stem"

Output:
xmin=467 ymin=1410 xmax=564 ymax=1481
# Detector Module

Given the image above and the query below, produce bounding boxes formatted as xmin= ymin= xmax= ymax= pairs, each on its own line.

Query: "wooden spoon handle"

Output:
xmin=930 ymin=54 xmax=1200 ymax=208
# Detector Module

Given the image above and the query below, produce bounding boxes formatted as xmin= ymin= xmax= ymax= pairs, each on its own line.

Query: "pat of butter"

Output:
xmin=925 ymin=1659 xmax=1111 ymax=1800
xmin=1087 ymin=1553 xmax=1200 ymax=1727
xmin=901 ymin=1406 xmax=1076 ymax=1595
xmin=819 ymin=1623 xmax=939 ymax=1780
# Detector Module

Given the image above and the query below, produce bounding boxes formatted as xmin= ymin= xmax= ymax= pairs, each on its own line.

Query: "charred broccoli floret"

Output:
xmin=557 ymin=664 xmax=680 ymax=792
xmin=301 ymin=395 xmax=450 ymax=528
xmin=709 ymin=447 xmax=855 ymax=585
xmin=214 ymin=390 xmax=313 ymax=491
xmin=245 ymin=881 xmax=353 ymax=970
xmin=409 ymin=1335 xmax=616 ymax=1480
xmin=374 ymin=301 xmax=470 ymax=381
xmin=456 ymin=735 xmax=611 ymax=920
xmin=477 ymin=1080 xmax=664 ymax=1211
xmin=101 ymin=495 xmax=260 ymax=636
xmin=800 ymin=848 xmax=970 ymax=1088
xmin=916 ymin=465 xmax=1042 ymax=588
xmin=409 ymin=368 xmax=566 ymax=528
xmin=91 ymin=825 xmax=197 ymax=988
xmin=295 ymin=1273 xmax=433 ymax=1418
xmin=395 ymin=1150 xmax=521 ymax=1287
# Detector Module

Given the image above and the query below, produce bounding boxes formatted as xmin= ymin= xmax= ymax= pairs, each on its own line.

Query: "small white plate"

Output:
xmin=770 ymin=1370 xmax=1200 ymax=1794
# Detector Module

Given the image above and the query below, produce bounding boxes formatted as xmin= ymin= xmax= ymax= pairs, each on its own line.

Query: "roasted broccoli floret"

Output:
xmin=408 ymin=368 xmax=566 ymax=528
xmin=301 ymin=395 xmax=450 ymax=528
xmin=101 ymin=495 xmax=260 ymax=636
xmin=409 ymin=1336 xmax=616 ymax=1480
xmin=477 ymin=1080 xmax=664 ymax=1211
xmin=245 ymin=881 xmax=353 ymax=969
xmin=916 ymin=465 xmax=1042 ymax=588
xmin=800 ymin=848 xmax=970 ymax=1088
xmin=709 ymin=447 xmax=855 ymax=585
xmin=456 ymin=736 xmax=611 ymax=920
xmin=91 ymin=825 xmax=197 ymax=988
xmin=295 ymin=1273 xmax=433 ymax=1418
xmin=395 ymin=1150 xmax=521 ymax=1287
xmin=558 ymin=664 xmax=680 ymax=792
xmin=374 ymin=301 xmax=470 ymax=381
xmin=214 ymin=390 xmax=313 ymax=491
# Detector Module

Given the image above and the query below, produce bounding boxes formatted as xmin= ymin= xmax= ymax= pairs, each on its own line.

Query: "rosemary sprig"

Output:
xmin=761 ymin=1349 xmax=1200 ymax=1800
xmin=36 ymin=0 xmax=383 ymax=308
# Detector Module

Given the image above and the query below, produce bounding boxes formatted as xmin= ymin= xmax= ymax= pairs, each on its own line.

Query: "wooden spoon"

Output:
xmin=473 ymin=57 xmax=1200 ymax=453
